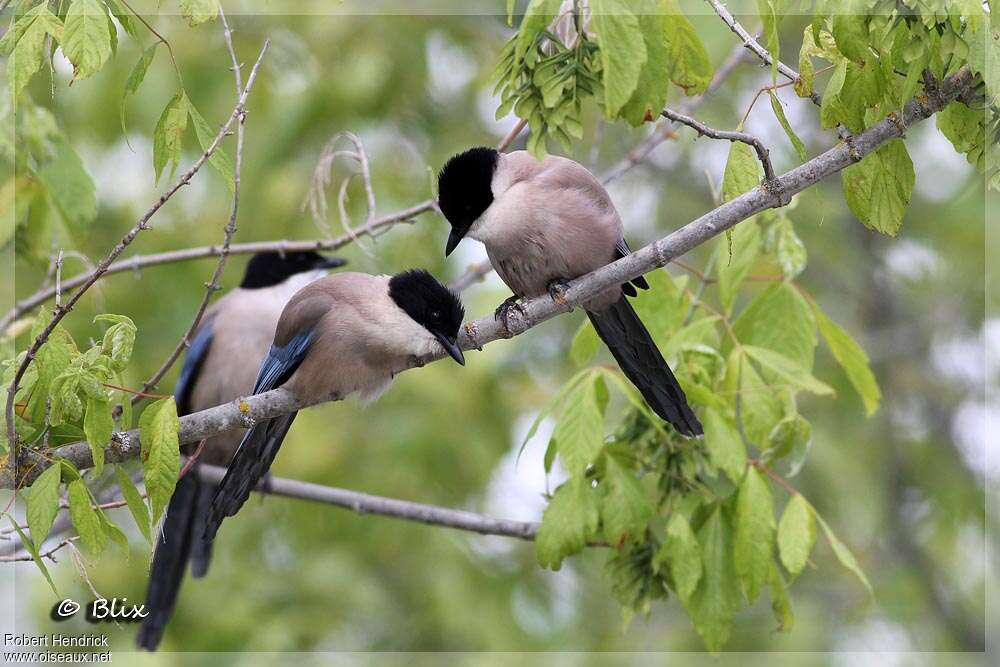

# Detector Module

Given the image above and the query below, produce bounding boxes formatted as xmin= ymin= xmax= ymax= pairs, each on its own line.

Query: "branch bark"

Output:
xmin=660 ymin=107 xmax=778 ymax=183
xmin=2 ymin=65 xmax=972 ymax=490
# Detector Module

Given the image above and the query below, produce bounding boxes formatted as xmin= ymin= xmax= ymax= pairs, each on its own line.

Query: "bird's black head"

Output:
xmin=388 ymin=269 xmax=466 ymax=365
xmin=437 ymin=146 xmax=499 ymax=256
xmin=240 ymin=251 xmax=345 ymax=289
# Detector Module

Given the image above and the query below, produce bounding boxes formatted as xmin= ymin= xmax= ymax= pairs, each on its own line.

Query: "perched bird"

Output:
xmin=202 ymin=269 xmax=466 ymax=542
xmin=437 ymin=147 xmax=702 ymax=437
xmin=137 ymin=250 xmax=345 ymax=651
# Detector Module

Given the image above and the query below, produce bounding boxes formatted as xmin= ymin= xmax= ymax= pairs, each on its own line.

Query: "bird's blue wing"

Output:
xmin=251 ymin=330 xmax=315 ymax=394
xmin=203 ymin=329 xmax=313 ymax=542
xmin=173 ymin=321 xmax=215 ymax=416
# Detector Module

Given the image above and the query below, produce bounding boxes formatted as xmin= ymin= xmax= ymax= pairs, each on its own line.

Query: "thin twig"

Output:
xmin=195 ymin=463 xmax=544 ymax=542
xmin=601 ymin=39 xmax=748 ymax=184
xmin=7 ymin=66 xmax=973 ymax=489
xmin=448 ymin=260 xmax=494 ymax=293
xmin=3 ymin=40 xmax=272 ymax=484
xmin=132 ymin=20 xmax=265 ymax=403
xmin=53 ymin=251 xmax=63 ymax=307
xmin=0 ymin=207 xmax=428 ymax=332
xmin=660 ymin=107 xmax=779 ymax=184
xmin=0 ymin=536 xmax=78 ymax=563
xmin=497 ymin=117 xmax=528 ymax=152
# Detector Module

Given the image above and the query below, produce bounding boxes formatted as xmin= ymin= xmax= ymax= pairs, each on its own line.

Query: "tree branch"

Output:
xmin=2 ymin=40 xmax=273 ymax=480
xmin=132 ymin=19 xmax=264 ymax=403
xmin=195 ymin=463 xmax=542 ymax=541
xmin=660 ymin=107 xmax=778 ymax=183
xmin=3 ymin=65 xmax=972 ymax=490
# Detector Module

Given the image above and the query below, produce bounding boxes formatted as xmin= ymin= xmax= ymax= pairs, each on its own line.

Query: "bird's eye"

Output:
xmin=432 ymin=310 xmax=441 ymax=320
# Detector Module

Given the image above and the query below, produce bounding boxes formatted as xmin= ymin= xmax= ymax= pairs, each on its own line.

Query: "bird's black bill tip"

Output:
xmin=435 ymin=333 xmax=466 ymax=365
xmin=445 ymin=229 xmax=465 ymax=257
xmin=315 ymin=255 xmax=347 ymax=270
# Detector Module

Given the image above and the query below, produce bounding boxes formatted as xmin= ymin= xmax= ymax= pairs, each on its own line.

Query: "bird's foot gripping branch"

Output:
xmin=2 ymin=0 xmax=993 ymax=653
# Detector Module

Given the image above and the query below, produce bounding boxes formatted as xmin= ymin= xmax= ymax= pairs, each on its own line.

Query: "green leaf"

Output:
xmin=734 ymin=466 xmax=775 ymax=603
xmin=153 ymin=91 xmax=190 ymax=185
xmin=661 ymin=0 xmax=713 ymax=95
xmin=716 ymin=222 xmax=761 ymax=313
xmin=756 ymin=0 xmax=780 ymax=82
xmin=188 ymin=100 xmax=236 ymax=192
xmin=115 ymin=466 xmax=151 ymax=544
xmin=683 ymin=506 xmax=741 ymax=652
xmin=702 ymin=407 xmax=746 ymax=484
xmin=94 ymin=314 xmax=137 ymax=371
xmin=36 ymin=137 xmax=97 ymax=235
xmin=104 ymin=0 xmax=138 ymax=37
xmin=813 ymin=306 xmax=881 ymax=416
xmin=618 ymin=2 xmax=669 ymax=126
xmin=630 ymin=268 xmax=688 ymax=351
xmin=769 ymin=92 xmax=807 ymax=161
xmin=769 ymin=561 xmax=795 ymax=632
xmin=600 ymin=453 xmax=652 ymax=545
xmin=63 ymin=0 xmax=113 ymax=81
xmin=733 ymin=351 xmax=783 ymax=445
xmin=656 ymin=513 xmax=702 ymax=604
xmin=721 ymin=140 xmax=761 ymax=201
xmin=816 ymin=511 xmax=873 ymax=596
xmin=774 ymin=217 xmax=807 ymax=278
xmin=7 ymin=519 xmax=58 ymax=595
xmin=820 ymin=59 xmax=848 ymax=129
xmin=777 ymin=493 xmax=815 ymax=577
xmin=98 ymin=511 xmax=130 ymax=558
xmin=139 ymin=397 xmax=180 ymax=525
xmin=67 ymin=479 xmax=107 ymax=558
xmin=552 ymin=374 xmax=605 ymax=475
xmin=179 ymin=0 xmax=219 ymax=26
xmin=937 ymin=100 xmax=985 ymax=167
xmin=832 ymin=12 xmax=870 ymax=64
xmin=120 ymin=44 xmax=158 ymax=137
xmin=733 ymin=282 xmax=817 ymax=372
xmin=841 ymin=139 xmax=914 ymax=236
xmin=514 ymin=0 xmax=562 ymax=63
xmin=569 ymin=320 xmax=600 ymax=367
xmin=744 ymin=345 xmax=834 ymax=396
xmin=83 ymin=397 xmax=112 ymax=475
xmin=5 ymin=5 xmax=64 ymax=101
xmin=535 ymin=477 xmax=600 ymax=570
xmin=591 ymin=0 xmax=647 ymax=118
xmin=26 ymin=462 xmax=62 ymax=549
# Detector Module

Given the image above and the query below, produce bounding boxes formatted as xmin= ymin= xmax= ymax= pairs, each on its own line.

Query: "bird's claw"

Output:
xmin=494 ymin=296 xmax=525 ymax=333
xmin=547 ymin=279 xmax=571 ymax=306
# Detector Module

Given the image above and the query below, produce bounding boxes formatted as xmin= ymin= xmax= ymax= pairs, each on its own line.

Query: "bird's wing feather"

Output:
xmin=202 ymin=330 xmax=314 ymax=542
xmin=252 ymin=330 xmax=314 ymax=393
xmin=614 ymin=238 xmax=650 ymax=294
xmin=173 ymin=320 xmax=215 ymax=416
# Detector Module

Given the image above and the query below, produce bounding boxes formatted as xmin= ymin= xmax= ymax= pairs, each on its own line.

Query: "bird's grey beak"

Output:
xmin=315 ymin=255 xmax=347 ymax=269
xmin=434 ymin=332 xmax=465 ymax=366
xmin=445 ymin=229 xmax=465 ymax=257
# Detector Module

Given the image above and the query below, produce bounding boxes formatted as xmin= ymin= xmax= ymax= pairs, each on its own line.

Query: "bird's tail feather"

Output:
xmin=189 ymin=484 xmax=215 ymax=578
xmin=202 ymin=413 xmax=298 ymax=543
xmin=587 ymin=297 xmax=703 ymax=437
xmin=136 ymin=470 xmax=203 ymax=651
